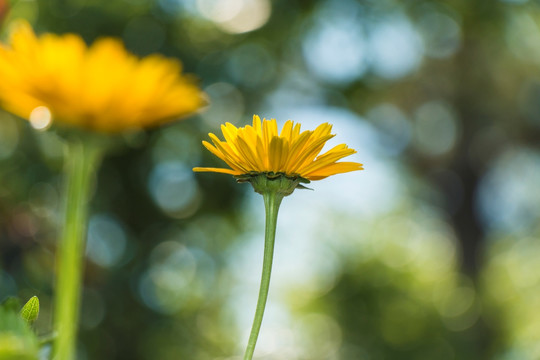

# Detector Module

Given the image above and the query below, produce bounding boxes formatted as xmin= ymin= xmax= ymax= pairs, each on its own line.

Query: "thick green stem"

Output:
xmin=243 ymin=191 xmax=284 ymax=360
xmin=53 ymin=139 xmax=102 ymax=360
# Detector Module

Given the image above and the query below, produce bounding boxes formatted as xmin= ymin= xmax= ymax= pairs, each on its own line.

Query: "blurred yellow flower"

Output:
xmin=0 ymin=20 xmax=205 ymax=133
xmin=193 ymin=115 xmax=363 ymax=181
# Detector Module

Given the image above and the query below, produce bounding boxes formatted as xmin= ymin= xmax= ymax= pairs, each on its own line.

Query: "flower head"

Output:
xmin=194 ymin=115 xmax=363 ymax=193
xmin=0 ymin=20 xmax=205 ymax=133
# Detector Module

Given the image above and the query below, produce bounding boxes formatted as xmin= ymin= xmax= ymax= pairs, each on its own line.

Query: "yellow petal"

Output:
xmin=304 ymin=162 xmax=364 ymax=180
xmin=193 ymin=167 xmax=241 ymax=175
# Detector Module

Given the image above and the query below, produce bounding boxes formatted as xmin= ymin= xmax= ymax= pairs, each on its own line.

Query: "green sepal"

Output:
xmin=234 ymin=171 xmax=261 ymax=183
xmin=247 ymin=173 xmax=302 ymax=196
xmin=20 ymin=297 xmax=39 ymax=324
xmin=234 ymin=172 xmax=311 ymax=194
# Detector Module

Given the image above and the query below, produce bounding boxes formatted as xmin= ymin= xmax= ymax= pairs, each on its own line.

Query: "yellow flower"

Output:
xmin=195 ymin=115 xmax=363 ymax=358
xmin=0 ymin=20 xmax=205 ymax=133
xmin=193 ymin=115 xmax=363 ymax=182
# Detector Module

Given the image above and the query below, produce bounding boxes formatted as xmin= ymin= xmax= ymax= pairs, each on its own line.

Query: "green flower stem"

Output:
xmin=244 ymin=190 xmax=284 ymax=360
xmin=53 ymin=138 xmax=102 ymax=360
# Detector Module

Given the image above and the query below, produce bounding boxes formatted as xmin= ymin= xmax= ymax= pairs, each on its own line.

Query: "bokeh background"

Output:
xmin=1 ymin=0 xmax=540 ymax=359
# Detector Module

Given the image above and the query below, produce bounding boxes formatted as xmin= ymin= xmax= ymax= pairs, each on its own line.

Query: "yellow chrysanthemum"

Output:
xmin=193 ymin=115 xmax=363 ymax=182
xmin=0 ymin=20 xmax=205 ymax=133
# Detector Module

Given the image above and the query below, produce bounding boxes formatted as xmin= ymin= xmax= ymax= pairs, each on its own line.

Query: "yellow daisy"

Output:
xmin=0 ymin=20 xmax=205 ymax=133
xmin=195 ymin=115 xmax=364 ymax=359
xmin=193 ymin=115 xmax=363 ymax=182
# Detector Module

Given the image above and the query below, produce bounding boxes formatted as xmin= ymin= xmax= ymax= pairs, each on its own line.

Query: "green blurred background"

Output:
xmin=1 ymin=0 xmax=540 ymax=358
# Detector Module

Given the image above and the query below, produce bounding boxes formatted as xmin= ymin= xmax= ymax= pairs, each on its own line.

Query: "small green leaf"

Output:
xmin=20 ymin=297 xmax=39 ymax=324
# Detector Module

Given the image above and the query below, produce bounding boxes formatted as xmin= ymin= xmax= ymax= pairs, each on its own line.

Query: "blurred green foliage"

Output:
xmin=0 ymin=297 xmax=40 ymax=360
xmin=1 ymin=0 xmax=540 ymax=359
